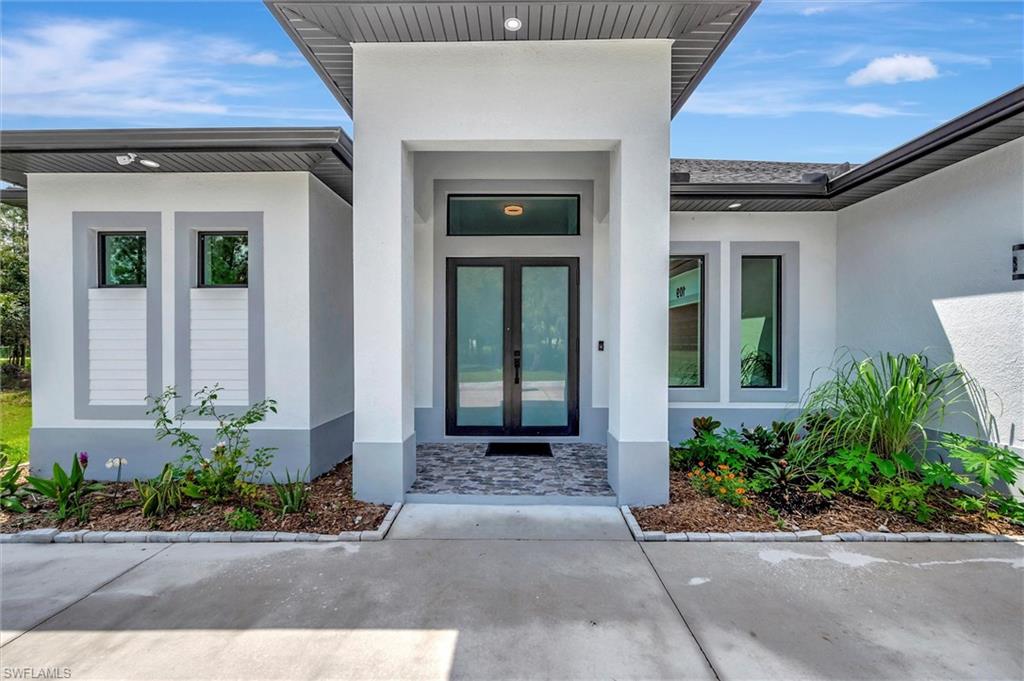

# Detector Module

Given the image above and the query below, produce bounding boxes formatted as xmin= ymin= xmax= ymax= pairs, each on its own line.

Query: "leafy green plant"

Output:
xmin=797 ymin=351 xmax=970 ymax=463
xmin=134 ymin=464 xmax=184 ymax=517
xmin=271 ymin=468 xmax=309 ymax=516
xmin=741 ymin=421 xmax=795 ymax=460
xmin=26 ymin=453 xmax=104 ymax=522
xmin=0 ymin=453 xmax=28 ymax=513
xmin=226 ymin=507 xmax=260 ymax=530
xmin=671 ymin=428 xmax=761 ymax=472
xmin=867 ymin=481 xmax=934 ymax=523
xmin=688 ymin=463 xmax=749 ymax=507
xmin=148 ymin=386 xmax=277 ymax=502
xmin=940 ymin=433 xmax=1024 ymax=489
xmin=691 ymin=416 xmax=721 ymax=438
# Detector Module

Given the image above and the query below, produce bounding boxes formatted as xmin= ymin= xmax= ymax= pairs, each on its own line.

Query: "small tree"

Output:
xmin=0 ymin=204 xmax=29 ymax=368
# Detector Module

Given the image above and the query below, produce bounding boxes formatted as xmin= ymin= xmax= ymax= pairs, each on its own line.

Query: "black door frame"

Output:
xmin=446 ymin=257 xmax=580 ymax=437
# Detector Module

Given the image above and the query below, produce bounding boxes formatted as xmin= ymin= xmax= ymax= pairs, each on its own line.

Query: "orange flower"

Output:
xmin=687 ymin=472 xmax=694 ymax=478
xmin=714 ymin=475 xmax=722 ymax=482
xmin=718 ymin=487 xmax=727 ymax=494
xmin=727 ymin=473 xmax=735 ymax=479
xmin=718 ymin=464 xmax=728 ymax=470
xmin=698 ymin=461 xmax=704 ymax=467
xmin=736 ymin=488 xmax=746 ymax=495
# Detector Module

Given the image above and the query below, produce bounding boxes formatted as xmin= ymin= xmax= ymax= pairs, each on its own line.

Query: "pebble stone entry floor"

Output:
xmin=409 ymin=443 xmax=614 ymax=497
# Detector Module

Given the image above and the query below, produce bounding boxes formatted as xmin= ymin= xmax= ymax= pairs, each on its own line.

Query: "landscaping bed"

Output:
xmin=0 ymin=458 xmax=388 ymax=535
xmin=633 ymin=469 xmax=1020 ymax=536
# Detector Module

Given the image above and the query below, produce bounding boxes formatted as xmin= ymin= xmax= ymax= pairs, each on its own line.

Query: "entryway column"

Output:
xmin=607 ymin=137 xmax=670 ymax=505
xmin=350 ymin=132 xmax=416 ymax=503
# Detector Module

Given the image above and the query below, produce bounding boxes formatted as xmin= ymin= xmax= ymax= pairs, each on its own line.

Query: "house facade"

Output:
xmin=2 ymin=0 xmax=1021 ymax=506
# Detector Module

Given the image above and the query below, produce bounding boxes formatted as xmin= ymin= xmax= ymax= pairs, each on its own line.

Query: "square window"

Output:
xmin=669 ymin=255 xmax=704 ymax=388
xmin=739 ymin=255 xmax=782 ymax=388
xmin=198 ymin=232 xmax=248 ymax=287
xmin=98 ymin=232 xmax=146 ymax=287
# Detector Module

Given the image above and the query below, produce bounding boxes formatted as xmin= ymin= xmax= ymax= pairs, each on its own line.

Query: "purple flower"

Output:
xmin=78 ymin=451 xmax=89 ymax=468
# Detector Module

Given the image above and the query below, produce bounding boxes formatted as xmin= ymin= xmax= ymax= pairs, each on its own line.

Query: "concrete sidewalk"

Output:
xmin=1 ymin=534 xmax=1022 ymax=680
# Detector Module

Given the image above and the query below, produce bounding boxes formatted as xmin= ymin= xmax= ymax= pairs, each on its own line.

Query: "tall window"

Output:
xmin=739 ymin=256 xmax=781 ymax=388
xmin=98 ymin=232 xmax=146 ymax=287
xmin=198 ymin=232 xmax=248 ymax=287
xmin=669 ymin=255 xmax=704 ymax=387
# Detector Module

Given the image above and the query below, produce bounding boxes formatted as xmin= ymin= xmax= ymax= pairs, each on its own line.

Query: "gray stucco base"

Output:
xmin=29 ymin=412 xmax=352 ymax=481
xmin=668 ymin=406 xmax=800 ymax=444
xmin=353 ymin=433 xmax=416 ymax=503
xmin=607 ymin=433 xmax=669 ymax=506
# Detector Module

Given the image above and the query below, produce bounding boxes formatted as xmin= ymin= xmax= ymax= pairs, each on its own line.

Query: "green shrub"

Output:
xmin=26 ymin=453 xmax=104 ymax=522
xmin=148 ymin=385 xmax=277 ymax=502
xmin=134 ymin=464 xmax=184 ymax=517
xmin=670 ymin=429 xmax=760 ymax=472
xmin=0 ymin=453 xmax=28 ymax=513
xmin=867 ymin=481 xmax=934 ymax=523
xmin=797 ymin=351 xmax=969 ymax=463
xmin=688 ymin=463 xmax=749 ymax=507
xmin=271 ymin=468 xmax=309 ymax=516
xmin=691 ymin=416 xmax=721 ymax=438
xmin=226 ymin=507 xmax=260 ymax=530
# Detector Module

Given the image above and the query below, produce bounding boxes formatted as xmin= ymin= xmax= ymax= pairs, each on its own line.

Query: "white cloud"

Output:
xmin=0 ymin=16 xmax=332 ymax=123
xmin=800 ymin=6 xmax=830 ymax=17
xmin=846 ymin=54 xmax=940 ymax=86
xmin=684 ymin=82 xmax=915 ymax=118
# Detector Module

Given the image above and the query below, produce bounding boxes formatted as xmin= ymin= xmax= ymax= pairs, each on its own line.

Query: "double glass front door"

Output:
xmin=446 ymin=257 xmax=580 ymax=436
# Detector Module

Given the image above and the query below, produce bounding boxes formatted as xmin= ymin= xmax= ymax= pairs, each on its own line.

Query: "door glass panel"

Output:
xmin=740 ymin=256 xmax=781 ymax=387
xmin=448 ymin=196 xmax=580 ymax=236
xmin=521 ymin=266 xmax=569 ymax=427
xmin=456 ymin=267 xmax=504 ymax=426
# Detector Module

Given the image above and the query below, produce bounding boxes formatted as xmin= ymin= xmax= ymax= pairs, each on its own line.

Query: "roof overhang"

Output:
xmin=0 ymin=188 xmax=27 ymax=209
xmin=266 ymin=0 xmax=760 ymax=116
xmin=0 ymin=127 xmax=354 ymax=203
xmin=672 ymin=85 xmax=1024 ymax=212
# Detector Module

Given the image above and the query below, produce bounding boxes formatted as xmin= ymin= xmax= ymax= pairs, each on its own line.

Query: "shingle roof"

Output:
xmin=671 ymin=158 xmax=855 ymax=184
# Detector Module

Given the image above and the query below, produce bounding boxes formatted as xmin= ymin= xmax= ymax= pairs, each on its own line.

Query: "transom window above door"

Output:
xmin=447 ymin=195 xmax=580 ymax=236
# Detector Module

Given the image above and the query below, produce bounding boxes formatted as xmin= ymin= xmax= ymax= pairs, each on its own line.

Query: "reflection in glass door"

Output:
xmin=446 ymin=258 xmax=579 ymax=436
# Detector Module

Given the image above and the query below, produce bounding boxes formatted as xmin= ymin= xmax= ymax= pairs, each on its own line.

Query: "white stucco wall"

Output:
xmin=308 ymin=175 xmax=354 ymax=428
xmin=28 ymin=172 xmax=315 ymax=430
xmin=352 ymin=39 xmax=671 ymax=501
xmin=668 ymin=211 xmax=839 ymax=415
xmin=836 ymin=138 xmax=1024 ymax=448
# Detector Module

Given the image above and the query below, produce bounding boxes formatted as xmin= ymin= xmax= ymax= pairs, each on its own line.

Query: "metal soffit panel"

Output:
xmin=0 ymin=128 xmax=354 ymax=204
xmin=266 ymin=0 xmax=759 ymax=115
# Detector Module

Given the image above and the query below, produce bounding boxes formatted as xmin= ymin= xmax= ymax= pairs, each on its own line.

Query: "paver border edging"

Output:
xmin=620 ymin=506 xmax=1022 ymax=543
xmin=0 ymin=502 xmax=404 ymax=544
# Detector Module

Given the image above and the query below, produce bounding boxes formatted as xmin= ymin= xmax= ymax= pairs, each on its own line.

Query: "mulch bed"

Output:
xmin=0 ymin=458 xmax=389 ymax=534
xmin=632 ymin=469 xmax=1022 ymax=536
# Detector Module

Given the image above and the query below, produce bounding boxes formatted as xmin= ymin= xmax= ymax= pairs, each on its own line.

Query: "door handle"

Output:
xmin=513 ymin=351 xmax=521 ymax=385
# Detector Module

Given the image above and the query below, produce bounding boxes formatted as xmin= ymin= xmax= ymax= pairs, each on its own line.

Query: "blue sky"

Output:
xmin=1 ymin=0 xmax=1021 ymax=163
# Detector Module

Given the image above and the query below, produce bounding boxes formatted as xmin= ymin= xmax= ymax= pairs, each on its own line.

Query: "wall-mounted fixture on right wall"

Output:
xmin=1014 ymin=244 xmax=1023 ymax=281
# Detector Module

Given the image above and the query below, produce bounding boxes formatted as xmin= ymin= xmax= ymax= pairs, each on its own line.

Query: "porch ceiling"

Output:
xmin=265 ymin=0 xmax=760 ymax=116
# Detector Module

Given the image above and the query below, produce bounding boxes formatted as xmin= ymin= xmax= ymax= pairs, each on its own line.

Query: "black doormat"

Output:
xmin=485 ymin=442 xmax=553 ymax=457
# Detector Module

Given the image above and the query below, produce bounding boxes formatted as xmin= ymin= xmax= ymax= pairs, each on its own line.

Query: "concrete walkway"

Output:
xmin=1 ymin=525 xmax=1022 ymax=680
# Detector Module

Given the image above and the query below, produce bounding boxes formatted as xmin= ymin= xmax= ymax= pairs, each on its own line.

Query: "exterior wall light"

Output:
xmin=139 ymin=158 xmax=161 ymax=168
xmin=503 ymin=204 xmax=524 ymax=216
xmin=115 ymin=152 xmax=160 ymax=169
xmin=728 ymin=202 xmax=743 ymax=209
xmin=504 ymin=17 xmax=522 ymax=31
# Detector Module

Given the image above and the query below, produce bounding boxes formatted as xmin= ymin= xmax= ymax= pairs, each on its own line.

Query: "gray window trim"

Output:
xmin=729 ymin=241 xmax=800 ymax=403
xmin=174 ymin=212 xmax=264 ymax=412
xmin=669 ymin=241 xmax=720 ymax=403
xmin=73 ymin=212 xmax=162 ymax=419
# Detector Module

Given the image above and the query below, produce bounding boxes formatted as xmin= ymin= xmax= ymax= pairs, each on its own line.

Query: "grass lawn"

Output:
xmin=0 ymin=389 xmax=31 ymax=465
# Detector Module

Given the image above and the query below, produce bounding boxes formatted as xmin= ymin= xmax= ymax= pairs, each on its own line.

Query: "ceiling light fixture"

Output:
xmin=503 ymin=204 xmax=524 ymax=216
xmin=115 ymin=152 xmax=160 ymax=169
xmin=504 ymin=16 xmax=522 ymax=31
xmin=727 ymin=202 xmax=743 ymax=209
